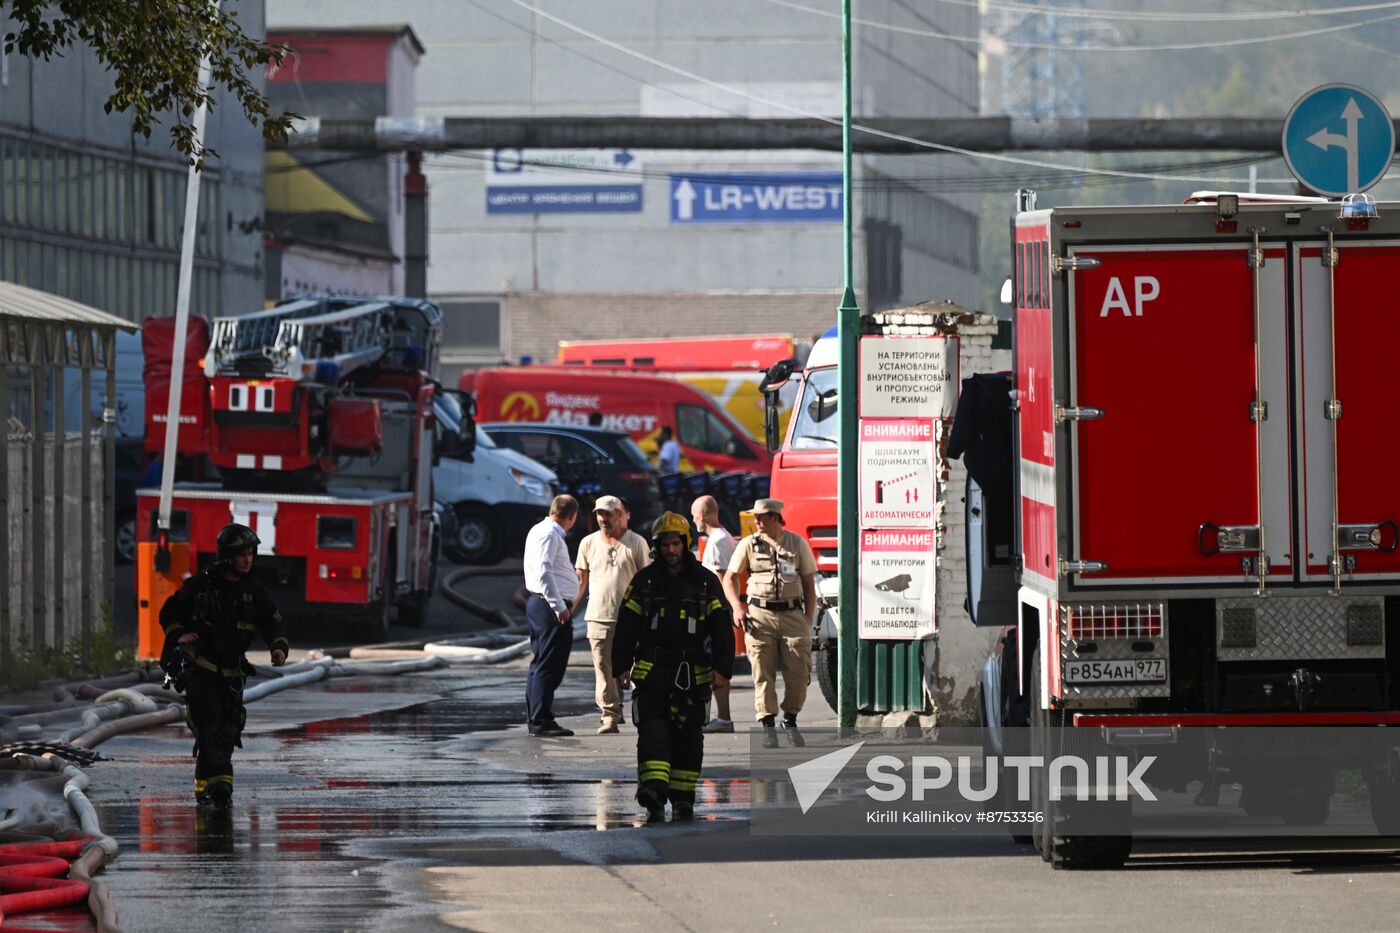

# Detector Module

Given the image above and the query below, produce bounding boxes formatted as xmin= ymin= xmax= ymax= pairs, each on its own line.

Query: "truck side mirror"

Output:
xmin=460 ymin=393 xmax=477 ymax=458
xmin=759 ymin=358 xmax=797 ymax=452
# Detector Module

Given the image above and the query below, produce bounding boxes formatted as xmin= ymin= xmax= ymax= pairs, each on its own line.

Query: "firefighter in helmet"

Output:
xmin=613 ymin=512 xmax=733 ymax=822
xmin=159 ymin=523 xmax=289 ymax=808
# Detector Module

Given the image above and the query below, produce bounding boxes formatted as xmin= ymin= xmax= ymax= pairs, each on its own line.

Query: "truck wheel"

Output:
xmin=1032 ymin=647 xmax=1132 ymax=870
xmin=816 ymin=641 xmax=838 ymax=712
xmin=447 ymin=504 xmax=505 ymax=565
xmin=398 ymin=590 xmax=430 ymax=628
xmin=359 ymin=598 xmax=392 ymax=643
xmin=1368 ymin=763 xmax=1400 ymax=835
xmin=1029 ymin=649 xmax=1052 ymax=860
xmin=115 ymin=512 xmax=136 ymax=564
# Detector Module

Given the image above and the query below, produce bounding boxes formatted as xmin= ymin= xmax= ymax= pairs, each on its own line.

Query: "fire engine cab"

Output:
xmin=137 ymin=295 xmax=453 ymax=643
xmin=967 ymin=191 xmax=1400 ymax=868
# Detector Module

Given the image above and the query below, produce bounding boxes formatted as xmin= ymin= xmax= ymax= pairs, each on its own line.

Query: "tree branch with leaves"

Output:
xmin=3 ymin=0 xmax=294 ymax=164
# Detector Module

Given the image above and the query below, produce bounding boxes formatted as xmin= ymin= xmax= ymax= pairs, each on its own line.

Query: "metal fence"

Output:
xmin=0 ymin=301 xmax=131 ymax=675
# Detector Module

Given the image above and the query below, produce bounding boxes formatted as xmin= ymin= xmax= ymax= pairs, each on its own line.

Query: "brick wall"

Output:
xmin=867 ymin=302 xmax=1011 ymax=725
xmin=504 ymin=291 xmax=841 ymax=365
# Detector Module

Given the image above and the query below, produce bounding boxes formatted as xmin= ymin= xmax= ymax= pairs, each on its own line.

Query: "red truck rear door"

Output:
xmin=1067 ymin=243 xmax=1292 ymax=585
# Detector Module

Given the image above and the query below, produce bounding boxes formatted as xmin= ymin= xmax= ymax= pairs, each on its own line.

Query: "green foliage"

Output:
xmin=1 ymin=610 xmax=137 ymax=692
xmin=0 ymin=0 xmax=294 ymax=164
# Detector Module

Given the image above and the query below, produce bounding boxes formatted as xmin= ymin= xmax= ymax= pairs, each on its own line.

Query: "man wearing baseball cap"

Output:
xmin=575 ymin=495 xmax=651 ymax=733
xmin=723 ymin=498 xmax=818 ymax=748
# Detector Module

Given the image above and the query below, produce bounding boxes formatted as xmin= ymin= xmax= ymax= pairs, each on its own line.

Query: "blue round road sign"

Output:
xmin=1283 ymin=85 xmax=1395 ymax=197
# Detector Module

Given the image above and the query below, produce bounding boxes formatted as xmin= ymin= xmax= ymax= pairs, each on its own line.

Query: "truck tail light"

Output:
xmin=618 ymin=470 xmax=652 ymax=486
xmin=319 ymin=564 xmax=364 ymax=580
xmin=1063 ymin=602 xmax=1164 ymax=640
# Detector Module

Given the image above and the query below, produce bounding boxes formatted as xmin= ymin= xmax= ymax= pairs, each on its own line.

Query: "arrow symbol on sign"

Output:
xmin=673 ymin=179 xmax=696 ymax=220
xmin=613 ymin=149 xmax=634 ymax=168
xmin=1306 ymin=97 xmax=1364 ymax=193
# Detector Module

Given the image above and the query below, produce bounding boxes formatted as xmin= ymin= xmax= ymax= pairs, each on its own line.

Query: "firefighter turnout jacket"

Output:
xmin=159 ymin=564 xmax=289 ymax=678
xmin=158 ymin=562 xmax=289 ymax=804
xmin=613 ymin=554 xmax=734 ymax=693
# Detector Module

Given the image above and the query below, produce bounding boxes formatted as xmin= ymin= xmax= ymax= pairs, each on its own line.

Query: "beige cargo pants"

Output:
xmin=587 ymin=620 xmax=623 ymax=726
xmin=745 ymin=605 xmax=812 ymax=718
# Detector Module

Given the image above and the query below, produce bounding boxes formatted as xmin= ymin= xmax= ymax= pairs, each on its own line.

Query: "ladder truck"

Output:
xmin=137 ymin=295 xmax=451 ymax=645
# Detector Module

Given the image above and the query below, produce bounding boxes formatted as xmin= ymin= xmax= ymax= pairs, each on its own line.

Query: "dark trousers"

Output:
xmin=185 ymin=668 xmax=246 ymax=798
xmin=525 ymin=595 xmax=573 ymax=731
xmin=634 ymin=687 xmax=707 ymax=807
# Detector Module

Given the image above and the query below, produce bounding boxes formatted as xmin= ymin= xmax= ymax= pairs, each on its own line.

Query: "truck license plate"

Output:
xmin=1064 ymin=658 xmax=1167 ymax=684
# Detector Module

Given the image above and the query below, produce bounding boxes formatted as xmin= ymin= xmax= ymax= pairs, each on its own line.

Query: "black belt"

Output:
xmin=527 ymin=591 xmax=575 ymax=603
xmin=748 ymin=596 xmax=803 ymax=612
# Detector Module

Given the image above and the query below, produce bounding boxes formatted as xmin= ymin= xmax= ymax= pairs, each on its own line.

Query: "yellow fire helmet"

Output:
xmin=650 ymin=511 xmax=693 ymax=549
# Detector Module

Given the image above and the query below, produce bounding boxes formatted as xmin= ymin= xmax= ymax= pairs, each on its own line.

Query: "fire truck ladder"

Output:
xmin=205 ymin=299 xmax=394 ymax=382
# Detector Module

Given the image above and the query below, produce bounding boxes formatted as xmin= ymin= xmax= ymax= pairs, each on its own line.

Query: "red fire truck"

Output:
xmin=967 ymin=191 xmax=1400 ymax=868
xmin=137 ymin=296 xmax=452 ymax=643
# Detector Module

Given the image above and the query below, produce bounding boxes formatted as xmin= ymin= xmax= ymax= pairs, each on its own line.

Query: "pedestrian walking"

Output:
xmin=159 ymin=523 xmax=289 ymax=809
xmin=722 ymin=499 xmax=817 ymax=748
xmin=524 ymin=494 xmax=581 ymax=737
xmin=613 ymin=512 xmax=733 ymax=822
xmin=692 ymin=495 xmax=738 ymax=734
xmin=657 ymin=426 xmax=681 ymax=474
xmin=575 ymin=495 xmax=651 ymax=734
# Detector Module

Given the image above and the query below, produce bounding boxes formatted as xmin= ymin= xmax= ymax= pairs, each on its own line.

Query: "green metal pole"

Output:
xmin=836 ymin=0 xmax=860 ymax=730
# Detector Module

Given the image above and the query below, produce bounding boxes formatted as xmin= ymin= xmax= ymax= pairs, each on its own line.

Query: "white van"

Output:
xmin=433 ymin=393 xmax=558 ymax=565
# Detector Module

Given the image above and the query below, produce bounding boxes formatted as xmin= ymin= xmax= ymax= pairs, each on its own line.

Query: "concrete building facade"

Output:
xmin=267 ymin=0 xmax=981 ymax=379
xmin=0 ymin=4 xmax=266 ymax=323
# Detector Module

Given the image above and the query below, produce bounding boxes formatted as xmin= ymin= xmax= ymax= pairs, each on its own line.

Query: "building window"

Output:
xmin=440 ymin=299 xmax=503 ymax=357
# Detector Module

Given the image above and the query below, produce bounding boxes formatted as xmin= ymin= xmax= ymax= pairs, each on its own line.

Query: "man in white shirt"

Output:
xmin=574 ymin=495 xmax=651 ymax=734
xmin=692 ymin=495 xmax=739 ymax=733
xmin=523 ymin=495 xmax=580 ymax=737
xmin=657 ymin=426 xmax=681 ymax=474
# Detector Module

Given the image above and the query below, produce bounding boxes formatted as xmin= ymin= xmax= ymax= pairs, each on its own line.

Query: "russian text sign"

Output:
xmin=859 ymin=336 xmax=958 ymax=419
xmin=859 ymin=529 xmax=935 ymax=640
xmin=859 ymin=419 xmax=935 ymax=529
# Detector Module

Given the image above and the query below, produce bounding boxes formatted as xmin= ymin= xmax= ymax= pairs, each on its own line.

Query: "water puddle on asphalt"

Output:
xmin=89 ymin=674 xmax=748 ymax=930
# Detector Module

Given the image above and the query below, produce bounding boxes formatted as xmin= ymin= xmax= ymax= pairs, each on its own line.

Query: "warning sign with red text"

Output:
xmin=859 ymin=419 xmax=935 ymax=529
xmin=859 ymin=529 xmax=935 ymax=640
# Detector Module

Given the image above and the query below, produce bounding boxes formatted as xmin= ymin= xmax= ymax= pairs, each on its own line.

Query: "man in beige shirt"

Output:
xmin=724 ymin=498 xmax=817 ymax=748
xmin=574 ymin=495 xmax=651 ymax=734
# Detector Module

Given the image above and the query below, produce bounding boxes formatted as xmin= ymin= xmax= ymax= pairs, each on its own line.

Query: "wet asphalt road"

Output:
xmin=74 ymin=559 xmax=1400 ymax=931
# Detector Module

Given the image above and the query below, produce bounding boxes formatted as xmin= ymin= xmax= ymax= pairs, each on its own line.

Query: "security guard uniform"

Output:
xmin=727 ymin=499 xmax=817 ymax=737
xmin=613 ymin=513 xmax=733 ymax=821
xmin=160 ymin=525 xmax=289 ymax=807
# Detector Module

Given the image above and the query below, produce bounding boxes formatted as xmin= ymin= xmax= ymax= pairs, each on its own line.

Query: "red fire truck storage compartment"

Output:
xmin=328 ymin=399 xmax=383 ymax=455
xmin=1298 ymin=243 xmax=1400 ymax=581
xmin=1068 ymin=245 xmax=1292 ymax=584
xmin=143 ymin=315 xmax=212 ymax=456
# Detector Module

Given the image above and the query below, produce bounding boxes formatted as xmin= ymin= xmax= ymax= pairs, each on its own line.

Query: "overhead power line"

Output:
xmin=482 ymin=0 xmax=1308 ymax=185
xmin=763 ymin=0 xmax=1400 ymax=52
xmin=927 ymin=0 xmax=1400 ymax=23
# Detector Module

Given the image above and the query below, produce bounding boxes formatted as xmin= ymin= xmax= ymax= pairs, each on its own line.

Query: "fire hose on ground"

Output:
xmin=0 ymin=569 xmax=550 ymax=930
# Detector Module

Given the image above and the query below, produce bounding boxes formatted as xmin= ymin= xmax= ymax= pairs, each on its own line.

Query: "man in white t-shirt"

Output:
xmin=574 ymin=495 xmax=651 ymax=734
xmin=657 ymin=426 xmax=682 ymax=474
xmin=692 ymin=495 xmax=738 ymax=734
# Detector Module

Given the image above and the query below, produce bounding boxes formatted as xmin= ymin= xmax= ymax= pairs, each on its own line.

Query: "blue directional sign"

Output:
xmin=1282 ymin=85 xmax=1394 ymax=197
xmin=669 ymin=172 xmax=843 ymax=223
xmin=486 ymin=148 xmax=643 ymax=214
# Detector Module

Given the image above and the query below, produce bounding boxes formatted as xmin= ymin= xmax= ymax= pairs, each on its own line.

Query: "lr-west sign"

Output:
xmin=669 ymin=172 xmax=842 ymax=223
xmin=859 ymin=336 xmax=958 ymax=419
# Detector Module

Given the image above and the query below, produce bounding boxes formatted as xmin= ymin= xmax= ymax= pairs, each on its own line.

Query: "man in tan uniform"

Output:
xmin=723 ymin=498 xmax=817 ymax=748
xmin=574 ymin=495 xmax=651 ymax=734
